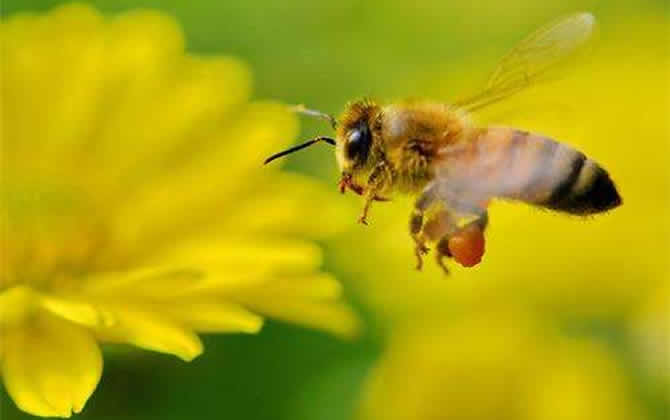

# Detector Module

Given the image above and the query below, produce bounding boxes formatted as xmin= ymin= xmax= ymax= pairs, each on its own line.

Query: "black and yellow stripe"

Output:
xmin=506 ymin=130 xmax=622 ymax=215
xmin=543 ymin=154 xmax=622 ymax=214
xmin=447 ymin=127 xmax=621 ymax=216
xmin=481 ymin=128 xmax=622 ymax=215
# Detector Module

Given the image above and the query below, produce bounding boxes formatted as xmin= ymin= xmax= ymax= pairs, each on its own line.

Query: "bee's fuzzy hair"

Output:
xmin=337 ymin=98 xmax=379 ymax=133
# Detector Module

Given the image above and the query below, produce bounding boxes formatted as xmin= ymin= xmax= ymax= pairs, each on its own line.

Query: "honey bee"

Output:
xmin=265 ymin=12 xmax=622 ymax=273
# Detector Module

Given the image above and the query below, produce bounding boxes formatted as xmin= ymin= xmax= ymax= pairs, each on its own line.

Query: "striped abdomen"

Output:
xmin=484 ymin=127 xmax=621 ymax=214
xmin=439 ymin=127 xmax=622 ymax=215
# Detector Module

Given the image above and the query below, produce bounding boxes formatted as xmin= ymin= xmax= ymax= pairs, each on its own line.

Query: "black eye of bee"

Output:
xmin=346 ymin=121 xmax=372 ymax=163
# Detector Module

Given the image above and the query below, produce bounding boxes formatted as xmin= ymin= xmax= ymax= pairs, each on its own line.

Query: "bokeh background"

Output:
xmin=1 ymin=0 xmax=668 ymax=419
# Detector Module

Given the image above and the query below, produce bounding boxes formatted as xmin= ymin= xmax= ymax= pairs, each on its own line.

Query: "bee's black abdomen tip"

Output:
xmin=546 ymin=158 xmax=622 ymax=215
xmin=566 ymin=166 xmax=622 ymax=215
xmin=585 ymin=167 xmax=622 ymax=212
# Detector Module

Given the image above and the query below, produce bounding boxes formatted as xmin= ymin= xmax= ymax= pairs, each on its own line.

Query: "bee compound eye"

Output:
xmin=349 ymin=129 xmax=361 ymax=143
xmin=346 ymin=123 xmax=371 ymax=161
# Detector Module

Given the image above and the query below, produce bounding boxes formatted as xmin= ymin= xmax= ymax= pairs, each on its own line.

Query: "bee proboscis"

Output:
xmin=264 ymin=12 xmax=622 ymax=274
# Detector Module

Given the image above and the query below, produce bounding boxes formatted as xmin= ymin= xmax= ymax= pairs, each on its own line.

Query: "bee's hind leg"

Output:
xmin=434 ymin=211 xmax=489 ymax=273
xmin=471 ymin=211 xmax=489 ymax=232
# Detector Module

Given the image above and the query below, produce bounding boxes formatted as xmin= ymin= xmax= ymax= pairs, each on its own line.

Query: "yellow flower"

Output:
xmin=359 ymin=311 xmax=643 ymax=420
xmin=0 ymin=4 xmax=358 ymax=417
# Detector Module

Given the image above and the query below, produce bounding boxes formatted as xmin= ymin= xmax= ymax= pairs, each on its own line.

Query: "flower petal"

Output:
xmin=80 ymin=238 xmax=323 ymax=299
xmin=244 ymin=299 xmax=360 ymax=339
xmin=1 ymin=4 xmax=104 ymax=166
xmin=149 ymin=238 xmax=323 ymax=273
xmin=108 ymin=102 xmax=299 ymax=249
xmin=79 ymin=266 xmax=207 ymax=298
xmin=39 ymin=293 xmax=115 ymax=328
xmin=160 ymin=301 xmax=264 ymax=333
xmin=94 ymin=306 xmax=203 ymax=361
xmin=14 ymin=4 xmax=107 ymax=170
xmin=1 ymin=312 xmax=102 ymax=417
xmin=232 ymin=274 xmax=361 ymax=338
xmin=93 ymin=56 xmax=251 ymax=193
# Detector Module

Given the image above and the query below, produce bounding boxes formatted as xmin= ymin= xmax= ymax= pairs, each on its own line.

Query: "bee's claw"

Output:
xmin=435 ymin=237 xmax=452 ymax=275
xmin=338 ymin=178 xmax=348 ymax=194
xmin=338 ymin=173 xmax=351 ymax=194
xmin=350 ymin=184 xmax=365 ymax=196
xmin=436 ymin=255 xmax=450 ymax=275
xmin=358 ymin=215 xmax=369 ymax=225
xmin=414 ymin=242 xmax=429 ymax=271
xmin=339 ymin=173 xmax=370 ymax=197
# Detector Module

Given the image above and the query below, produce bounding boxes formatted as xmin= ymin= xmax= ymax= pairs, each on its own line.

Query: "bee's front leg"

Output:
xmin=358 ymin=161 xmax=390 ymax=225
xmin=358 ymin=186 xmax=379 ymax=225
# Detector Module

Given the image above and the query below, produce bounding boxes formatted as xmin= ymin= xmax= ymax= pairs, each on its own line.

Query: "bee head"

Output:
xmin=335 ymin=100 xmax=380 ymax=174
xmin=263 ymin=100 xmax=381 ymax=182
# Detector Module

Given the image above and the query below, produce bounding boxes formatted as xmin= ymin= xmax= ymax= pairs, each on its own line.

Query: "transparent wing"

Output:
xmin=453 ymin=12 xmax=596 ymax=112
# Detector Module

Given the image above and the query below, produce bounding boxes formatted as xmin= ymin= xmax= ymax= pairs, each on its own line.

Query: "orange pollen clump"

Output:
xmin=448 ymin=225 xmax=486 ymax=267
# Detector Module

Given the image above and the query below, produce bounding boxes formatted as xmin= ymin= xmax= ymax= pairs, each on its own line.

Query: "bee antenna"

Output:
xmin=290 ymin=104 xmax=338 ymax=129
xmin=263 ymin=136 xmax=336 ymax=165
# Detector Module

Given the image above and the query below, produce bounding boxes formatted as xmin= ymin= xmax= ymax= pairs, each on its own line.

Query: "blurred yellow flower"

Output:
xmin=0 ymin=4 xmax=358 ymax=417
xmin=630 ymin=281 xmax=670 ymax=401
xmin=359 ymin=311 xmax=643 ymax=420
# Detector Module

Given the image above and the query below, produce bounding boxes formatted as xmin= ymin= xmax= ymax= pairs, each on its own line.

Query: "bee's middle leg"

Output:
xmin=410 ymin=186 xmax=441 ymax=270
xmin=409 ymin=209 xmax=429 ymax=270
xmin=435 ymin=236 xmax=452 ymax=275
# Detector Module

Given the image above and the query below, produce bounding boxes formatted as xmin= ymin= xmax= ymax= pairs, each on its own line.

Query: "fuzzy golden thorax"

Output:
xmin=335 ymin=99 xmax=478 ymax=198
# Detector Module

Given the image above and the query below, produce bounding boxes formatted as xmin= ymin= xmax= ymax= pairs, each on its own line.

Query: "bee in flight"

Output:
xmin=264 ymin=12 xmax=621 ymax=274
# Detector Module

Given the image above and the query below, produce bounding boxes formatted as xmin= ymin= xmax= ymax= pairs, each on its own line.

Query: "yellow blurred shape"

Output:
xmin=360 ymin=311 xmax=642 ymax=420
xmin=1 ymin=4 xmax=359 ymax=417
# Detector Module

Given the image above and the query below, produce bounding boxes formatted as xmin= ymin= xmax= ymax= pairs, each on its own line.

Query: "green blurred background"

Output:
xmin=1 ymin=1 xmax=668 ymax=419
